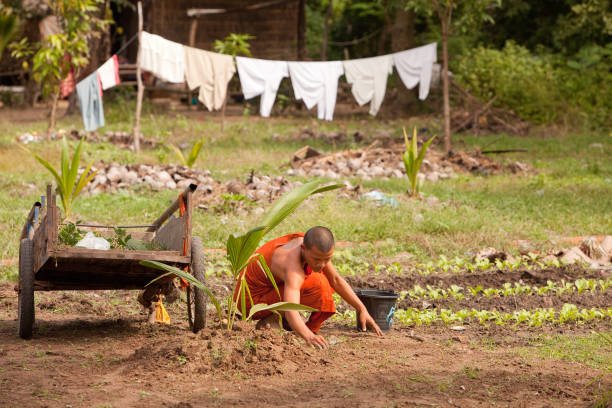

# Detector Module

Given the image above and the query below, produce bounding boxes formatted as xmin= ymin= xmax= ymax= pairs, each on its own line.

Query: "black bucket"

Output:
xmin=354 ymin=289 xmax=399 ymax=332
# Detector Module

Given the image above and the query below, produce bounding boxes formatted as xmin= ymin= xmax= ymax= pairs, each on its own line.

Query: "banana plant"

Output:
xmin=401 ymin=127 xmax=435 ymax=197
xmin=20 ymin=136 xmax=98 ymax=218
xmin=144 ymin=180 xmax=342 ymax=330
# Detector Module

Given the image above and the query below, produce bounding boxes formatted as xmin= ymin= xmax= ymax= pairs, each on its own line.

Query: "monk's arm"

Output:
xmin=324 ymin=263 xmax=383 ymax=336
xmin=283 ymin=270 xmax=328 ymax=348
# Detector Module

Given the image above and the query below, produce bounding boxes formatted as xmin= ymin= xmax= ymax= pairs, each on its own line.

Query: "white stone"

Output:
xmin=157 ymin=171 xmax=172 ymax=183
xmin=347 ymin=159 xmax=363 ymax=170
xmin=106 ymin=166 xmax=122 ymax=183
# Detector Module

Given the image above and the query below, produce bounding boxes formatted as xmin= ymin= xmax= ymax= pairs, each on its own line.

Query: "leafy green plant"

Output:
xmin=0 ymin=6 xmax=18 ymax=57
xmin=402 ymin=127 xmax=435 ymax=197
xmin=58 ymin=222 xmax=84 ymax=246
xmin=10 ymin=0 xmax=109 ymax=136
xmin=143 ymin=180 xmax=342 ymax=330
xmin=109 ymin=228 xmax=131 ymax=249
xmin=169 ymin=139 xmax=204 ymax=168
xmin=213 ymin=33 xmax=255 ymax=57
xmin=20 ymin=136 xmax=98 ymax=219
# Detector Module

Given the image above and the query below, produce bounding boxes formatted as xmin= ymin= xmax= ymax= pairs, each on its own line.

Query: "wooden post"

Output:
xmin=133 ymin=1 xmax=144 ymax=153
xmin=186 ymin=18 xmax=198 ymax=107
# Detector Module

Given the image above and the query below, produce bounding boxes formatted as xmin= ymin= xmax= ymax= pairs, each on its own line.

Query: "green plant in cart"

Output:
xmin=401 ymin=127 xmax=435 ymax=197
xmin=20 ymin=136 xmax=98 ymax=219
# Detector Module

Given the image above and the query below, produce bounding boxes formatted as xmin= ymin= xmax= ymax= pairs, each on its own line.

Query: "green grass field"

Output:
xmin=1 ymin=99 xmax=610 ymax=281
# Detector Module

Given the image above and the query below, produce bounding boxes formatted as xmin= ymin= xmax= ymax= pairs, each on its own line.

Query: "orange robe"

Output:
xmin=235 ymin=233 xmax=335 ymax=333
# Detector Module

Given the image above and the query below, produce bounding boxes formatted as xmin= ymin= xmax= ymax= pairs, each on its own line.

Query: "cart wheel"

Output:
xmin=18 ymin=238 xmax=34 ymax=339
xmin=188 ymin=236 xmax=207 ymax=333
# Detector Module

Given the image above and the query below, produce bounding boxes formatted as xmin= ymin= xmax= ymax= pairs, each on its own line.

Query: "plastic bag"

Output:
xmin=75 ymin=232 xmax=110 ymax=250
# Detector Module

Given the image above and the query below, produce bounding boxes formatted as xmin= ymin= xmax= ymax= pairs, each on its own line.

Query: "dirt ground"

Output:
xmin=1 ymin=261 xmax=610 ymax=408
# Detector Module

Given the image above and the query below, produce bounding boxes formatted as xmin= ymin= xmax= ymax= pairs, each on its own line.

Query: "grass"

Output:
xmin=0 ymin=98 xmax=610 ymax=282
xmin=523 ymin=332 xmax=612 ymax=372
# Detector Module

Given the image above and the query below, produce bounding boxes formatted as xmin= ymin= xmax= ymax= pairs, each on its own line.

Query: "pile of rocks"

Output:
xmin=286 ymin=145 xmax=457 ymax=182
xmin=84 ymin=163 xmax=218 ymax=194
xmin=81 ymin=163 xmax=308 ymax=211
xmin=287 ymin=144 xmax=530 ymax=181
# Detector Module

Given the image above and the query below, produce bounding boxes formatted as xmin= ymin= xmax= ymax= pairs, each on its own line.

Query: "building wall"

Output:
xmin=146 ymin=0 xmax=299 ymax=60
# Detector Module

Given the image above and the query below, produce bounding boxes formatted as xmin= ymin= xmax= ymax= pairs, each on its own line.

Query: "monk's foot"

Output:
xmin=256 ymin=314 xmax=282 ymax=331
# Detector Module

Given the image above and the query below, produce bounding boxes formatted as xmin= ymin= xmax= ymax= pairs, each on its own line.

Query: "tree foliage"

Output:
xmin=10 ymin=0 xmax=108 ymax=98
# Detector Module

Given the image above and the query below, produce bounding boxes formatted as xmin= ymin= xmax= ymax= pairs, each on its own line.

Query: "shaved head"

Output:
xmin=303 ymin=226 xmax=335 ymax=252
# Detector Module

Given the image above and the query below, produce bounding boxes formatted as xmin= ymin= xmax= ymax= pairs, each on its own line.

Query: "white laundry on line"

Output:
xmin=392 ymin=42 xmax=437 ymax=100
xmin=97 ymin=55 xmax=120 ymax=90
xmin=288 ymin=61 xmax=344 ymax=121
xmin=236 ymin=56 xmax=289 ymax=117
xmin=184 ymin=46 xmax=235 ymax=111
xmin=140 ymin=31 xmax=185 ymax=83
xmin=343 ymin=54 xmax=393 ymax=116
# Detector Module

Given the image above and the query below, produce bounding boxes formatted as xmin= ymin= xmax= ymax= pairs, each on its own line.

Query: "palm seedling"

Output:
xmin=402 ymin=127 xmax=435 ymax=197
xmin=143 ymin=180 xmax=343 ymax=330
xmin=20 ymin=136 xmax=98 ymax=218
xmin=169 ymin=138 xmax=204 ymax=168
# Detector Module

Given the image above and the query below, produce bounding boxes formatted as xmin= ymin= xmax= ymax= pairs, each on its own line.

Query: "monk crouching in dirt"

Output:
xmin=234 ymin=226 xmax=382 ymax=349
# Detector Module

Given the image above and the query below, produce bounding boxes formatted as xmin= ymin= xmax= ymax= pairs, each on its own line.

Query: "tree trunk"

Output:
xmin=441 ymin=22 xmax=451 ymax=153
xmin=378 ymin=2 xmax=392 ymax=54
xmin=321 ymin=0 xmax=333 ymax=60
xmin=391 ymin=8 xmax=415 ymax=51
xmin=65 ymin=90 xmax=77 ymax=116
xmin=297 ymin=0 xmax=306 ymax=60
xmin=47 ymin=90 xmax=60 ymax=140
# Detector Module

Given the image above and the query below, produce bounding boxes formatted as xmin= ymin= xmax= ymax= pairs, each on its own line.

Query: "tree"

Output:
xmin=0 ymin=6 xmax=18 ymax=57
xmin=11 ymin=0 xmax=108 ymax=139
xmin=405 ymin=0 xmax=500 ymax=153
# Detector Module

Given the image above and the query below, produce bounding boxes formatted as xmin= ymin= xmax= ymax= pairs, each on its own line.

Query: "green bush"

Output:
xmin=551 ymin=43 xmax=612 ymax=128
xmin=453 ymin=41 xmax=563 ymax=124
xmin=453 ymin=41 xmax=612 ymax=128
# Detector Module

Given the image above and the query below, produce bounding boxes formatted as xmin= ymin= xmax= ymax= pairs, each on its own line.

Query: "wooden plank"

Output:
xmin=20 ymin=202 xmax=41 ymax=240
xmin=32 ymin=213 xmax=49 ymax=273
xmin=50 ymin=248 xmax=189 ymax=263
xmin=153 ymin=217 xmax=185 ymax=251
xmin=147 ymin=184 xmax=197 ymax=232
xmin=34 ymin=281 xmax=153 ymax=291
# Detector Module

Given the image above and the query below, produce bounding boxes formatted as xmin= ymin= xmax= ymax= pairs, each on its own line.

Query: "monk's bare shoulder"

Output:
xmin=270 ymin=238 xmax=303 ymax=279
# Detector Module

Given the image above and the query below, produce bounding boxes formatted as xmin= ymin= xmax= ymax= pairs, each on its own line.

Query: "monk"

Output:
xmin=235 ymin=226 xmax=382 ymax=349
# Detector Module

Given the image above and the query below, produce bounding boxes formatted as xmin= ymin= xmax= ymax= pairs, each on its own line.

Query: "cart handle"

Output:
xmin=20 ymin=202 xmax=42 ymax=240
xmin=147 ymin=183 xmax=197 ymax=232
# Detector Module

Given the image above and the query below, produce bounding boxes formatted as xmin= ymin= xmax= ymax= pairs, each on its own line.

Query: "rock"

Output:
xmin=347 ymin=158 xmax=363 ymax=170
xmin=391 ymin=169 xmax=404 ymax=178
xmin=600 ymin=236 xmax=612 ymax=260
xmin=450 ymin=326 xmax=466 ymax=331
xmin=325 ymin=170 xmax=339 ymax=179
xmin=124 ymin=170 xmax=138 ymax=184
xmin=425 ymin=196 xmax=439 ymax=206
xmin=165 ymin=179 xmax=177 ymax=189
xmin=254 ymin=189 xmax=269 ymax=201
xmin=426 ymin=172 xmax=439 ymax=182
xmin=369 ymin=166 xmax=385 ymax=177
xmin=177 ymin=179 xmax=196 ymax=190
xmin=226 ymin=181 xmax=244 ymax=194
xmin=559 ymin=247 xmax=591 ymax=264
xmin=310 ymin=169 xmax=326 ymax=178
xmin=106 ymin=166 xmax=123 ymax=183
xmin=157 ymin=171 xmax=172 ymax=183
xmin=579 ymin=237 xmax=607 ymax=263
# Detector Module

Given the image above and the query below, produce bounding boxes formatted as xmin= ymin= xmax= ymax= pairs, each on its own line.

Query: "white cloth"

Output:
xmin=184 ymin=46 xmax=236 ymax=111
xmin=343 ymin=54 xmax=393 ymax=116
xmin=236 ymin=57 xmax=289 ymax=117
xmin=97 ymin=55 xmax=120 ymax=90
xmin=140 ymin=31 xmax=185 ymax=83
xmin=392 ymin=43 xmax=437 ymax=100
xmin=288 ymin=61 xmax=344 ymax=121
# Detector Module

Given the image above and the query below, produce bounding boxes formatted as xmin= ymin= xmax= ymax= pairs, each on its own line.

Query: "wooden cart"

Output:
xmin=17 ymin=184 xmax=207 ymax=339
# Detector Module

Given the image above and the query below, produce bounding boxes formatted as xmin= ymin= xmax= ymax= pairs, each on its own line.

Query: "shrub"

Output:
xmin=453 ymin=41 xmax=563 ymax=124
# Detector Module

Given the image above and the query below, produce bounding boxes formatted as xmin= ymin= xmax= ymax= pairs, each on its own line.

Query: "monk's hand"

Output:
xmin=359 ymin=310 xmax=384 ymax=337
xmin=306 ymin=333 xmax=328 ymax=349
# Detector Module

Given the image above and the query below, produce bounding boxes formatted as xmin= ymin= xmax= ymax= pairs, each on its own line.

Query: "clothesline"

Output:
xmin=76 ymin=31 xmax=437 ymax=131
